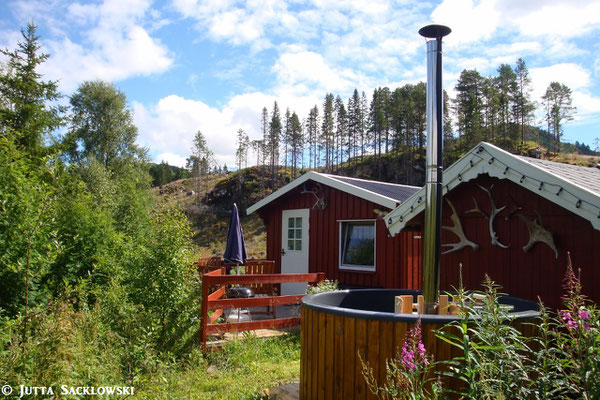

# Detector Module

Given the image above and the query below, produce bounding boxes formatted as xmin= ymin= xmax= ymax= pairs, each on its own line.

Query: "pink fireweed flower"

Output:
xmin=561 ymin=310 xmax=578 ymax=329
xmin=578 ymin=309 xmax=590 ymax=320
xmin=400 ymin=319 xmax=428 ymax=370
xmin=418 ymin=342 xmax=427 ymax=359
xmin=401 ymin=347 xmax=416 ymax=370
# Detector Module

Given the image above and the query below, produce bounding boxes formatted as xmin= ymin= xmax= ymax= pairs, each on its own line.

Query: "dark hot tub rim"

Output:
xmin=302 ymin=289 xmax=540 ymax=323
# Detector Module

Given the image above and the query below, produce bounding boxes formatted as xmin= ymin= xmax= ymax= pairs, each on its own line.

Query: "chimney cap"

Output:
xmin=419 ymin=24 xmax=451 ymax=39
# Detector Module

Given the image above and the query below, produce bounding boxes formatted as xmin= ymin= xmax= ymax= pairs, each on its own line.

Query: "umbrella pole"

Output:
xmin=236 ymin=263 xmax=240 ymax=322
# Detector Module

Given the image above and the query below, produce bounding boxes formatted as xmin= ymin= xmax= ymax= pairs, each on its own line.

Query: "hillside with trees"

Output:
xmin=235 ymin=57 xmax=596 ymax=190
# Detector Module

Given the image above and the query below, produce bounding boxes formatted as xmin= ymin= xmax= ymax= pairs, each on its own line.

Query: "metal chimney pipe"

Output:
xmin=419 ymin=24 xmax=451 ymax=312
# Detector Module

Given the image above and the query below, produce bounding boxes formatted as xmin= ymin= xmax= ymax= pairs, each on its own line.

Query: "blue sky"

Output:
xmin=1 ymin=0 xmax=599 ymax=168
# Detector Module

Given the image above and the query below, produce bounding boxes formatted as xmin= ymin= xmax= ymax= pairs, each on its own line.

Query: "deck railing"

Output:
xmin=200 ymin=265 xmax=325 ymax=348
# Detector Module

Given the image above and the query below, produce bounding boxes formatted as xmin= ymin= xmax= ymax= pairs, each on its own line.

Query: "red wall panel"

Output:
xmin=436 ymin=175 xmax=600 ymax=309
xmin=256 ymin=182 xmax=422 ymax=289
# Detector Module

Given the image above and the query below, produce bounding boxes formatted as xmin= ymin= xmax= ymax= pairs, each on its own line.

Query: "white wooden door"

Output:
xmin=281 ymin=209 xmax=309 ymax=295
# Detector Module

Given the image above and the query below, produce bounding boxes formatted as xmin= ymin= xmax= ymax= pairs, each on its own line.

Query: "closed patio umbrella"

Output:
xmin=223 ymin=203 xmax=247 ymax=273
xmin=223 ymin=203 xmax=249 ymax=322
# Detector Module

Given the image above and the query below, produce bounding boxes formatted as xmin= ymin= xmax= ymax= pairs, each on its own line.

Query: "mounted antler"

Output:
xmin=466 ymin=184 xmax=509 ymax=249
xmin=441 ymin=199 xmax=479 ymax=255
xmin=518 ymin=212 xmax=558 ymax=259
xmin=301 ymin=183 xmax=327 ymax=210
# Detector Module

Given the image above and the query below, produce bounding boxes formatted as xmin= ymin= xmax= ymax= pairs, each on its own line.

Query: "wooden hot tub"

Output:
xmin=300 ymin=289 xmax=539 ymax=400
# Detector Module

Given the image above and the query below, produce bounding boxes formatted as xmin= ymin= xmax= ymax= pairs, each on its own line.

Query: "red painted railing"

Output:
xmin=200 ymin=266 xmax=325 ymax=349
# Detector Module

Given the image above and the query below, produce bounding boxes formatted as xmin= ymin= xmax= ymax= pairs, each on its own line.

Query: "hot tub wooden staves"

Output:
xmin=300 ymin=290 xmax=539 ymax=400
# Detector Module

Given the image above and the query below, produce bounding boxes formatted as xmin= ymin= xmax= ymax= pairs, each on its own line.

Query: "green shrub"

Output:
xmin=306 ymin=279 xmax=339 ymax=294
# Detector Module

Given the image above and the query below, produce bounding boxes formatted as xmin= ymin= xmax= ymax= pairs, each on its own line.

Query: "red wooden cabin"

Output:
xmin=246 ymin=172 xmax=422 ymax=294
xmin=386 ymin=142 xmax=600 ymax=309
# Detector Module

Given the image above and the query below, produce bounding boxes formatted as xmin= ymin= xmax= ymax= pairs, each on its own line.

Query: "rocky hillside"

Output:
xmin=153 ymin=167 xmax=293 ymax=258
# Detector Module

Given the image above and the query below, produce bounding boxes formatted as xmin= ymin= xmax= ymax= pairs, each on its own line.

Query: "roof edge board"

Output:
xmin=247 ymin=171 xmax=405 ymax=215
xmin=322 ymin=173 xmax=421 ymax=189
xmin=385 ymin=142 xmax=600 ymax=235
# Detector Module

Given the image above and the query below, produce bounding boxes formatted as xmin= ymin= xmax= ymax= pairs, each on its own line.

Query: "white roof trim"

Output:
xmin=246 ymin=171 xmax=405 ymax=215
xmin=385 ymin=142 xmax=600 ymax=235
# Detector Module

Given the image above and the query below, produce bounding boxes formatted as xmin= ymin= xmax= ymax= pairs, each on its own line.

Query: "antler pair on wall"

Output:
xmin=301 ymin=183 xmax=327 ymax=210
xmin=442 ymin=184 xmax=558 ymax=259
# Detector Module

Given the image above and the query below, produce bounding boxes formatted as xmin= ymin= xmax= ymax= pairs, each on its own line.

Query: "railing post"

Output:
xmin=316 ymin=272 xmax=326 ymax=283
xmin=200 ymin=269 xmax=212 ymax=349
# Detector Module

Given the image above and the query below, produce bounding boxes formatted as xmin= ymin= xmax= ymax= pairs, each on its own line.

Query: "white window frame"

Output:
xmin=338 ymin=219 xmax=376 ymax=272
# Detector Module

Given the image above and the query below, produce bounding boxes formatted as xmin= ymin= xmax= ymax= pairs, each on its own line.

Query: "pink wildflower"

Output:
xmin=561 ymin=310 xmax=578 ymax=329
xmin=400 ymin=319 xmax=428 ymax=370
xmin=578 ymin=309 xmax=590 ymax=320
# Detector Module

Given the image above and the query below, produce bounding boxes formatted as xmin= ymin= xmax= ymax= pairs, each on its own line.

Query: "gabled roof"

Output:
xmin=247 ymin=171 xmax=420 ymax=215
xmin=385 ymin=142 xmax=600 ymax=235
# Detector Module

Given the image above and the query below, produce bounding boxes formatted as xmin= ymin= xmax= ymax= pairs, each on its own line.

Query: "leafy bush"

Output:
xmin=435 ymin=276 xmax=532 ymax=399
xmin=306 ymin=279 xmax=339 ymax=294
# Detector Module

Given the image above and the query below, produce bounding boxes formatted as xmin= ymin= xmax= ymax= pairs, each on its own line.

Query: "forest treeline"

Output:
xmin=1 ymin=24 xmax=199 ymax=387
xmin=235 ymin=58 xmax=588 ymax=185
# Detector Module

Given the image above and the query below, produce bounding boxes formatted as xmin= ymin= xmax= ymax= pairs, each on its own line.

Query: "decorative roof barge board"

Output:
xmin=386 ymin=142 xmax=600 ymax=235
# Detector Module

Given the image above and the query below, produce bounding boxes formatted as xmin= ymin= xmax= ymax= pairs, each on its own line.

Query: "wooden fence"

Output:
xmin=200 ymin=266 xmax=325 ymax=348
xmin=194 ymin=256 xmax=222 ymax=275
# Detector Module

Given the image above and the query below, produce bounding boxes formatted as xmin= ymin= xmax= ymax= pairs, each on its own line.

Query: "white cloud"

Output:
xmin=134 ymin=93 xmax=272 ymax=168
xmin=272 ymin=50 xmax=360 ymax=96
xmin=133 ymin=89 xmax=331 ymax=168
xmin=530 ymin=63 xmax=591 ymax=100
xmin=572 ymin=92 xmax=600 ymax=117
xmin=431 ymin=0 xmax=500 ymax=46
xmin=4 ymin=0 xmax=174 ymax=94
xmin=155 ymin=152 xmax=188 ymax=168
xmin=432 ymin=0 xmax=600 ymax=45
xmin=510 ymin=1 xmax=600 ymax=39
xmin=172 ymin=0 xmax=428 ymax=77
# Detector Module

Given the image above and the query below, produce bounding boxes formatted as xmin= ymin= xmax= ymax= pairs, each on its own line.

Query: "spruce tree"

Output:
xmin=496 ymin=64 xmax=518 ymax=148
xmin=283 ymin=108 xmax=291 ymax=167
xmin=0 ymin=23 xmax=63 ymax=156
xmin=289 ymin=111 xmax=303 ymax=178
xmin=306 ymin=105 xmax=319 ymax=169
xmin=454 ymin=70 xmax=485 ymax=151
xmin=268 ymin=101 xmax=282 ymax=185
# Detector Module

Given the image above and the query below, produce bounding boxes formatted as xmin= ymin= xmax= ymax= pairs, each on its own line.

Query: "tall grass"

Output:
xmin=0 ymin=293 xmax=301 ymax=399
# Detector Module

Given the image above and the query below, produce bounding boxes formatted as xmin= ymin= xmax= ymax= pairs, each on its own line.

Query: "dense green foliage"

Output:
xmin=148 ymin=161 xmax=190 ymax=187
xmin=0 ymin=23 xmax=64 ymax=156
xmin=0 ymin=25 xmax=218 ymax=396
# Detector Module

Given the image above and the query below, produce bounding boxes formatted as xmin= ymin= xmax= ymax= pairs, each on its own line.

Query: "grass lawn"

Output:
xmin=133 ymin=331 xmax=300 ymax=399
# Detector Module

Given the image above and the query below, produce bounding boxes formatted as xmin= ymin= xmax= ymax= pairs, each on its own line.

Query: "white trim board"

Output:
xmin=385 ymin=142 xmax=600 ymax=235
xmin=247 ymin=171 xmax=417 ymax=215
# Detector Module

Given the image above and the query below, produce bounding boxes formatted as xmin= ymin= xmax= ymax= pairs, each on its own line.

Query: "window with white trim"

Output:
xmin=339 ymin=220 xmax=376 ymax=271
